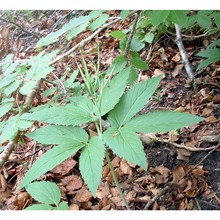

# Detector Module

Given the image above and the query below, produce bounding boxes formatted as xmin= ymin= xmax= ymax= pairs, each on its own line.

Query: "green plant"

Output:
xmin=0 ymin=10 xmax=206 ymax=209
xmin=18 ymin=58 xmax=203 ymax=198
xmin=25 ymin=181 xmax=69 ymax=210
xmin=196 ymin=39 xmax=220 ymax=70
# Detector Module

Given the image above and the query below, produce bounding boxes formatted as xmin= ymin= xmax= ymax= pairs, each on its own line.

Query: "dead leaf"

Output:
xmin=205 ymin=115 xmax=218 ymax=123
xmin=51 ymin=157 xmax=76 ymax=175
xmin=176 ymin=148 xmax=192 ymax=160
xmin=69 ymin=203 xmax=79 ymax=210
xmin=74 ymin=188 xmax=93 ymax=202
xmin=96 ymin=182 xmax=110 ymax=199
xmin=120 ymin=159 xmax=132 ymax=175
xmin=171 ymin=54 xmax=181 ymax=62
xmin=173 ymin=164 xmax=188 ymax=183
xmin=62 ymin=175 xmax=83 ymax=194
xmin=111 ymin=156 xmax=120 ymax=168
xmin=153 ymin=165 xmax=170 ymax=179
xmin=110 ymin=196 xmax=124 ymax=207
xmin=202 ymin=108 xmax=213 ymax=116
xmin=102 ymin=164 xmax=110 ymax=177
xmin=125 ymin=191 xmax=136 ymax=203
xmin=158 ymin=47 xmax=168 ymax=61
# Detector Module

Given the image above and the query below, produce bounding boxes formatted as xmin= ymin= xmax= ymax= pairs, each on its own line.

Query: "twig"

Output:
xmin=139 ymin=134 xmax=216 ymax=152
xmin=0 ymin=17 xmax=40 ymax=39
xmin=175 ymin=24 xmax=195 ymax=82
xmin=145 ymin=185 xmax=170 ymax=209
xmin=0 ymin=80 xmax=42 ymax=169
xmin=124 ymin=11 xmax=141 ymax=58
xmin=49 ymin=10 xmax=137 ymax=66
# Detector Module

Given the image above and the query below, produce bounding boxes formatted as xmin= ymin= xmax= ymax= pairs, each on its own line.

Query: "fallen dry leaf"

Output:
xmin=74 ymin=188 xmax=93 ymax=202
xmin=69 ymin=203 xmax=79 ymax=210
xmin=51 ymin=157 xmax=76 ymax=175
xmin=62 ymin=175 xmax=83 ymax=194
xmin=120 ymin=159 xmax=132 ymax=175
xmin=205 ymin=115 xmax=218 ymax=123
xmin=171 ymin=53 xmax=181 ymax=62
xmin=96 ymin=182 xmax=110 ymax=199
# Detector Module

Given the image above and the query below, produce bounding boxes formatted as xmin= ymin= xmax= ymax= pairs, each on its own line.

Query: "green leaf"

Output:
xmin=119 ymin=36 xmax=127 ymax=51
xmin=20 ymin=144 xmax=84 ymax=188
xmin=108 ymin=75 xmax=163 ymax=127
xmin=120 ymin=10 xmax=130 ymax=21
xmin=66 ymin=22 xmax=89 ymax=41
xmin=26 ymin=125 xmax=88 ymax=146
xmin=79 ymin=136 xmax=105 ymax=197
xmin=127 ymin=66 xmax=138 ymax=86
xmin=0 ymin=116 xmax=33 ymax=144
xmin=169 ymin=10 xmax=188 ymax=27
xmin=54 ymin=202 xmax=69 ymax=210
xmin=99 ymin=67 xmax=130 ymax=116
xmin=110 ymin=30 xmax=126 ymax=39
xmin=25 ymin=181 xmax=61 ymax=206
xmin=213 ymin=12 xmax=220 ymax=28
xmin=130 ymin=35 xmax=145 ymax=52
xmin=143 ymin=32 xmax=154 ymax=43
xmin=125 ymin=110 xmax=204 ymax=133
xmin=22 ymin=96 xmax=96 ymax=126
xmin=103 ymin=127 xmax=147 ymax=169
xmin=89 ymin=14 xmax=109 ymax=31
xmin=149 ymin=10 xmax=170 ymax=26
xmin=130 ymin=52 xmax=149 ymax=70
xmin=106 ymin=55 xmax=127 ymax=75
xmin=3 ymin=80 xmax=21 ymax=96
xmin=0 ymin=75 xmax=16 ymax=89
xmin=0 ymin=102 xmax=13 ymax=118
xmin=36 ymin=16 xmax=90 ymax=47
xmin=89 ymin=10 xmax=105 ymax=19
xmin=25 ymin=204 xmax=53 ymax=210
xmin=0 ymin=146 xmax=4 ymax=153
xmin=20 ymin=50 xmax=58 ymax=95
xmin=197 ymin=14 xmax=211 ymax=29
xmin=196 ymin=48 xmax=220 ymax=70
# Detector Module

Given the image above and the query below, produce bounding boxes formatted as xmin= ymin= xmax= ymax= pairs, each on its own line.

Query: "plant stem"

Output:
xmin=105 ymin=151 xmax=131 ymax=210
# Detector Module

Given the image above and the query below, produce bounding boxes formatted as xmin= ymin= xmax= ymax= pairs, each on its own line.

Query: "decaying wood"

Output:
xmin=175 ymin=24 xmax=195 ymax=82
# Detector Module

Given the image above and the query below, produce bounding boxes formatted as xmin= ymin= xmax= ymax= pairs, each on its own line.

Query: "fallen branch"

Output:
xmin=49 ymin=10 xmax=137 ymax=65
xmin=175 ymin=24 xmax=194 ymax=82
xmin=0 ymin=80 xmax=42 ymax=169
xmin=0 ymin=17 xmax=40 ymax=39
xmin=139 ymin=133 xmax=216 ymax=152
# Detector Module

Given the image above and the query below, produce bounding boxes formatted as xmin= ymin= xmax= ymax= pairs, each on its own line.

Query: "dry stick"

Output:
xmin=144 ymin=143 xmax=220 ymax=210
xmin=124 ymin=11 xmax=141 ymax=58
xmin=0 ymin=17 xmax=40 ymax=39
xmin=0 ymin=80 xmax=42 ymax=169
xmin=175 ymin=24 xmax=194 ymax=82
xmin=49 ymin=10 xmax=137 ymax=65
xmin=139 ymin=134 xmax=216 ymax=152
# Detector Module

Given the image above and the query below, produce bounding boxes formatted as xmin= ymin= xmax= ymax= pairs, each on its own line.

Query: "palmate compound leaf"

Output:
xmin=25 ymin=181 xmax=61 ymax=206
xmin=79 ymin=136 xmax=105 ymax=197
xmin=99 ymin=67 xmax=130 ymax=116
xmin=108 ymin=74 xmax=163 ymax=128
xmin=103 ymin=127 xmax=147 ymax=170
xmin=20 ymin=125 xmax=88 ymax=188
xmin=21 ymin=95 xmax=96 ymax=126
xmin=125 ymin=110 xmax=204 ymax=133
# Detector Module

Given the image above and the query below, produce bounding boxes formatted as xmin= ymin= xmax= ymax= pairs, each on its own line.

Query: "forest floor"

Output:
xmin=0 ymin=10 xmax=219 ymax=210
